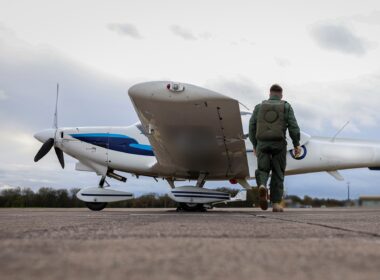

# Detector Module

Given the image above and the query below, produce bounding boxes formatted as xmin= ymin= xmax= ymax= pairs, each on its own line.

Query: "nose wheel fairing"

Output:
xmin=76 ymin=187 xmax=134 ymax=203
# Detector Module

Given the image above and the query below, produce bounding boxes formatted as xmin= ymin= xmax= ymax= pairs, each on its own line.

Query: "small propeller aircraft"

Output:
xmin=34 ymin=81 xmax=380 ymax=211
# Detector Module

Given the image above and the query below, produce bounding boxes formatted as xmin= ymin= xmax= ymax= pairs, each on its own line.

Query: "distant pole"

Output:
xmin=347 ymin=182 xmax=350 ymax=203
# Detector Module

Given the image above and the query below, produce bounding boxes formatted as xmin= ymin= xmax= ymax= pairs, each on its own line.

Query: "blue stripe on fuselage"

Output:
xmin=69 ymin=133 xmax=154 ymax=156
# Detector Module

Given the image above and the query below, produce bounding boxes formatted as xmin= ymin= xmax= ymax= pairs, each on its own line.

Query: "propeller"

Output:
xmin=33 ymin=84 xmax=65 ymax=169
xmin=34 ymin=138 xmax=54 ymax=162
xmin=54 ymin=147 xmax=65 ymax=169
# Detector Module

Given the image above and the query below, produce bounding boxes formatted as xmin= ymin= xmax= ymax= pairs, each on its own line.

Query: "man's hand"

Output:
xmin=253 ymin=148 xmax=257 ymax=156
xmin=294 ymin=146 xmax=302 ymax=158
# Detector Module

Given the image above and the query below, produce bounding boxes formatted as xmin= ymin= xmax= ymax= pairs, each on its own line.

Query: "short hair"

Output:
xmin=270 ymin=84 xmax=283 ymax=94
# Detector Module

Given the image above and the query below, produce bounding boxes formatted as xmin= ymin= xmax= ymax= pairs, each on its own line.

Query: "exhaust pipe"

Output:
xmin=107 ymin=170 xmax=127 ymax=182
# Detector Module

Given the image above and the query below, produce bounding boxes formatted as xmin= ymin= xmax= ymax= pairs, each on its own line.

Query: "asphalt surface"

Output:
xmin=0 ymin=208 xmax=380 ymax=280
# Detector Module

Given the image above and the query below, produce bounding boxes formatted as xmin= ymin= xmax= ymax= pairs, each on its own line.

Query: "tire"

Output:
xmin=178 ymin=203 xmax=206 ymax=212
xmin=85 ymin=202 xmax=107 ymax=211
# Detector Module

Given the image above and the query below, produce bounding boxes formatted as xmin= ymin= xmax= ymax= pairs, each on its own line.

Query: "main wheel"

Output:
xmin=85 ymin=202 xmax=107 ymax=211
xmin=177 ymin=203 xmax=207 ymax=212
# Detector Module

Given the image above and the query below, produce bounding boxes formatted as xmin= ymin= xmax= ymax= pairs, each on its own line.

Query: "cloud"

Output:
xmin=199 ymin=32 xmax=212 ymax=40
xmin=287 ymin=74 xmax=380 ymax=136
xmin=240 ymin=38 xmax=255 ymax=46
xmin=352 ymin=11 xmax=380 ymax=25
xmin=107 ymin=23 xmax=142 ymax=39
xmin=206 ymin=77 xmax=263 ymax=109
xmin=310 ymin=23 xmax=369 ymax=55
xmin=170 ymin=25 xmax=197 ymax=40
xmin=169 ymin=26 xmax=213 ymax=41
xmin=0 ymin=89 xmax=7 ymax=100
xmin=275 ymin=57 xmax=291 ymax=67
xmin=0 ymin=28 xmax=138 ymax=129
xmin=0 ymin=184 xmax=17 ymax=191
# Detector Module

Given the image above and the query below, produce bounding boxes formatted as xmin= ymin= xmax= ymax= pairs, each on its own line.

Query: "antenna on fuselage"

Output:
xmin=238 ymin=102 xmax=251 ymax=111
xmin=330 ymin=121 xmax=350 ymax=142
xmin=53 ymin=83 xmax=59 ymax=129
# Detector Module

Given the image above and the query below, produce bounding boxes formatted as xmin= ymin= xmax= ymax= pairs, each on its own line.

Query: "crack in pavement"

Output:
xmin=249 ymin=213 xmax=380 ymax=238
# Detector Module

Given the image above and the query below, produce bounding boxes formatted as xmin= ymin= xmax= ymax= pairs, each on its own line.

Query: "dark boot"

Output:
xmin=258 ymin=185 xmax=268 ymax=211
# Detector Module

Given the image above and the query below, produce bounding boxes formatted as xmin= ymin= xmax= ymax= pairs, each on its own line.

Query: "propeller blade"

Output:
xmin=34 ymin=138 xmax=54 ymax=162
xmin=54 ymin=147 xmax=65 ymax=169
xmin=53 ymin=83 xmax=59 ymax=129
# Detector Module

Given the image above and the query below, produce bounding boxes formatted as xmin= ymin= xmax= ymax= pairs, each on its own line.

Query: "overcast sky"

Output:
xmin=1 ymin=0 xmax=380 ymax=199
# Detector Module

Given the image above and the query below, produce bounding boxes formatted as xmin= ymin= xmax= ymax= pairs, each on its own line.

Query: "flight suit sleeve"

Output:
xmin=287 ymin=104 xmax=301 ymax=147
xmin=249 ymin=105 xmax=260 ymax=148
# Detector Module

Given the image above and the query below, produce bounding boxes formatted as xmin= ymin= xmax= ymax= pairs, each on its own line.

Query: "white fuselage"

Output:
xmin=51 ymin=123 xmax=380 ymax=180
xmin=55 ymin=125 xmax=157 ymax=177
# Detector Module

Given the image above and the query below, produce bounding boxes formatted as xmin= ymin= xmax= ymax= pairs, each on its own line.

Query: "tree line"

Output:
xmin=0 ymin=187 xmax=347 ymax=208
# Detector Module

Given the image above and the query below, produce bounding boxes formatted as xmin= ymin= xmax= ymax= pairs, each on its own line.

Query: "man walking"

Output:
xmin=249 ymin=84 xmax=301 ymax=212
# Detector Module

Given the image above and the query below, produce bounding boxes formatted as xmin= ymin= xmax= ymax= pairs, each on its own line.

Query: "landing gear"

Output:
xmin=99 ymin=175 xmax=107 ymax=188
xmin=85 ymin=176 xmax=108 ymax=211
xmin=176 ymin=203 xmax=208 ymax=212
xmin=85 ymin=202 xmax=108 ymax=211
xmin=78 ymin=174 xmax=133 ymax=211
xmin=168 ymin=174 xmax=211 ymax=212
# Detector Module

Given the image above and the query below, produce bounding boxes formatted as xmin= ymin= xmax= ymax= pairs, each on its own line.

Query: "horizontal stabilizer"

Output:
xmin=229 ymin=189 xmax=247 ymax=202
xmin=327 ymin=170 xmax=344 ymax=181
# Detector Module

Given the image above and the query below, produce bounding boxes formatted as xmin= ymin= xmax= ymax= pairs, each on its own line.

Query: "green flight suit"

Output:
xmin=249 ymin=96 xmax=300 ymax=203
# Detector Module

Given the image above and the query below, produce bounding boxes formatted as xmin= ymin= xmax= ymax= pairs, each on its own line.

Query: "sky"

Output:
xmin=1 ymin=0 xmax=380 ymax=199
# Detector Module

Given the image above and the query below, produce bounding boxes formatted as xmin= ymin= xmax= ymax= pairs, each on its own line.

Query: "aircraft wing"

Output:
xmin=128 ymin=81 xmax=249 ymax=180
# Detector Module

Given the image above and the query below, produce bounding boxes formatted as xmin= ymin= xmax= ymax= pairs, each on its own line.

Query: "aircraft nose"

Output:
xmin=34 ymin=129 xmax=55 ymax=143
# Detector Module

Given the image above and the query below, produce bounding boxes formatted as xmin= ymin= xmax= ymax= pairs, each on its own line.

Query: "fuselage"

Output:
xmin=34 ymin=122 xmax=380 ymax=180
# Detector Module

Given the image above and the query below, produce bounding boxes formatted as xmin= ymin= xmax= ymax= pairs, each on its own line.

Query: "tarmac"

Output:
xmin=0 ymin=208 xmax=379 ymax=280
